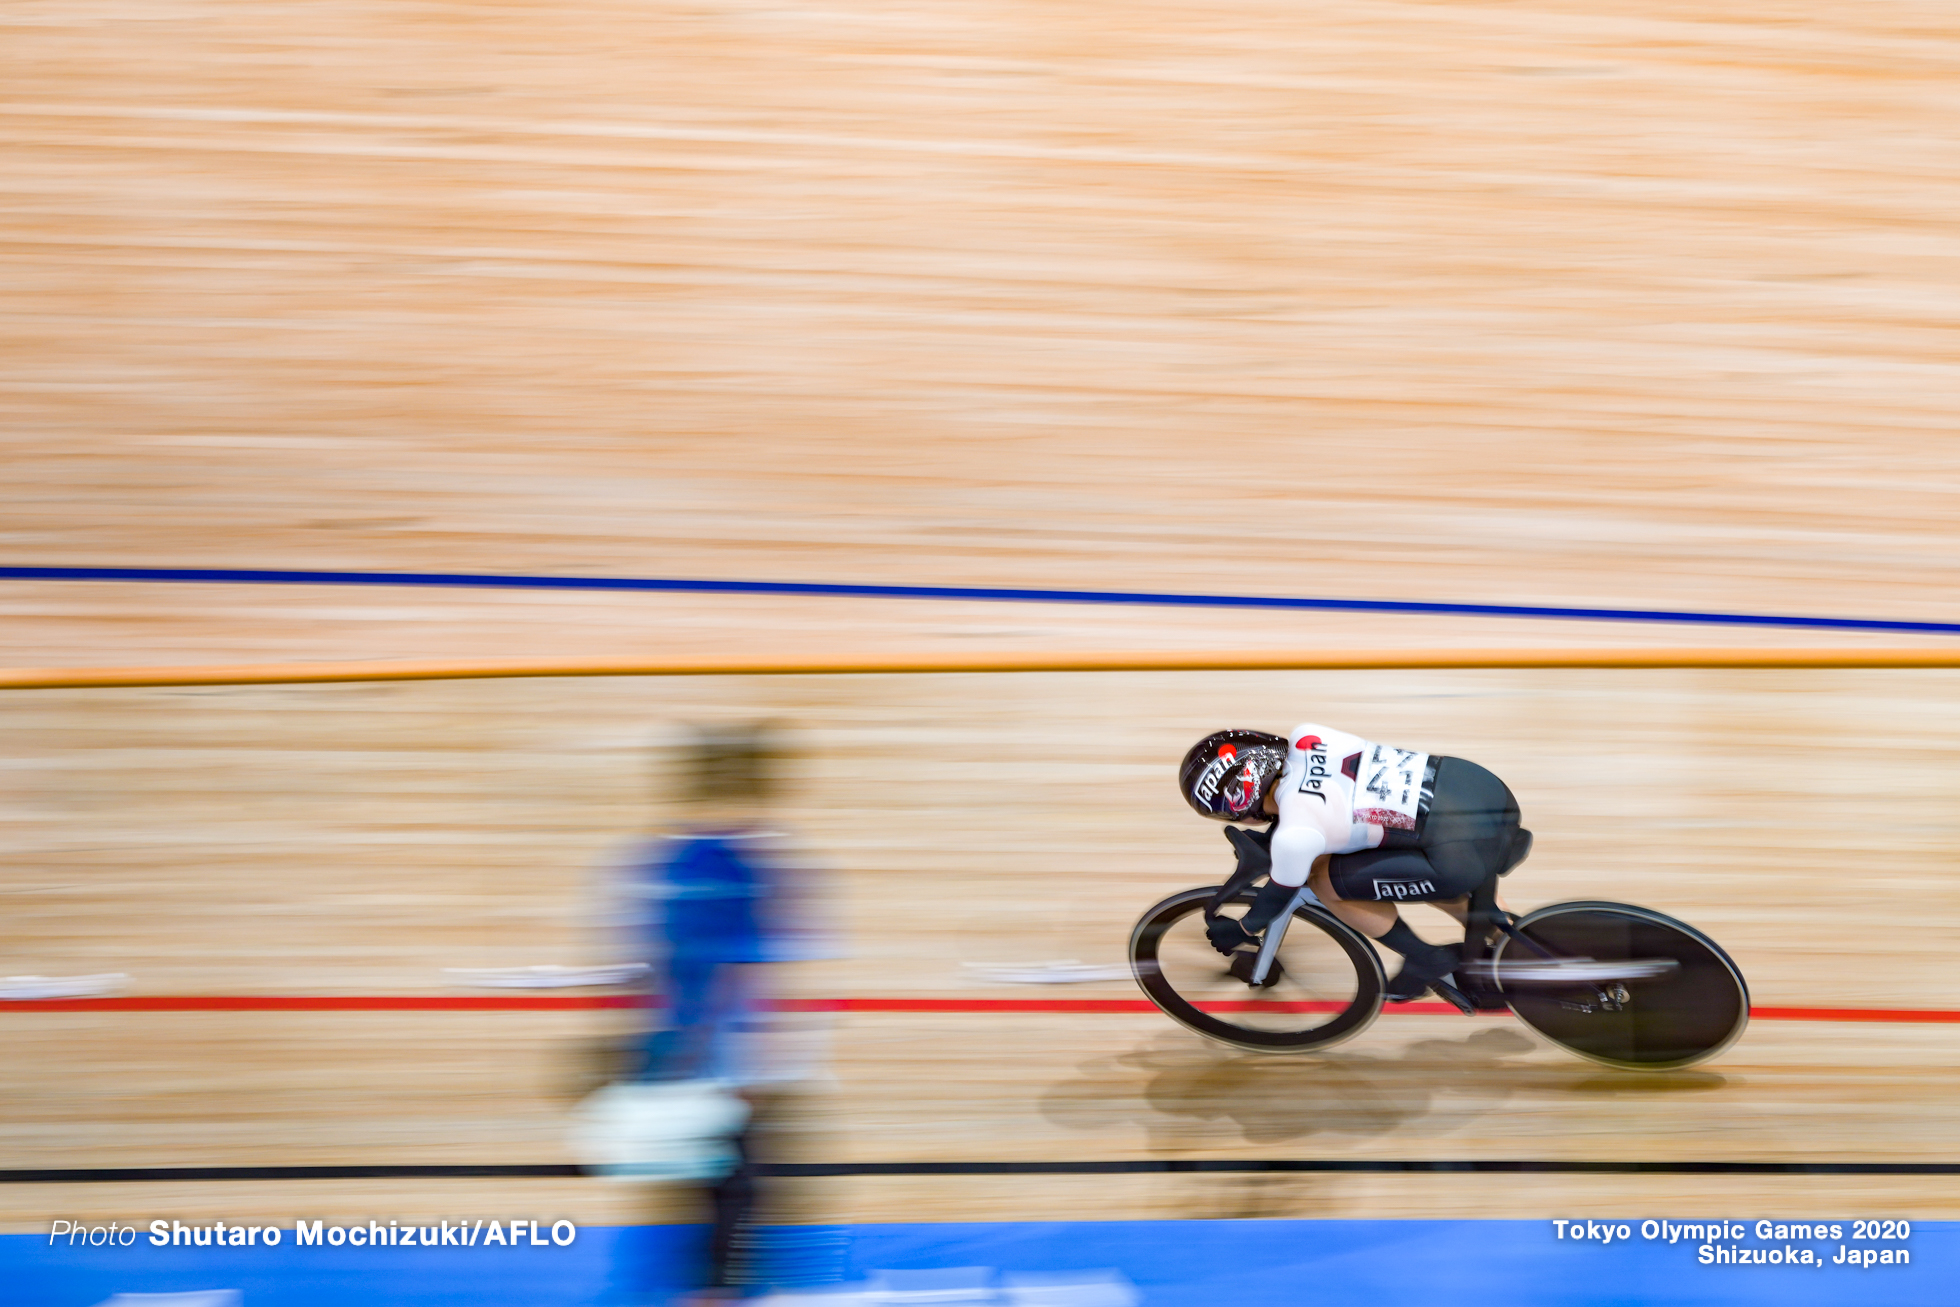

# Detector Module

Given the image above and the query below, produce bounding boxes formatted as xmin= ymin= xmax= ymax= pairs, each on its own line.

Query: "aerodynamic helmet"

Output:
xmin=1178 ymin=730 xmax=1288 ymax=823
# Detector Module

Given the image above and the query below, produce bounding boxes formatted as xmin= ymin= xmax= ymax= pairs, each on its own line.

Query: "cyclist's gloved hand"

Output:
xmin=1241 ymin=879 xmax=1298 ymax=934
xmin=1206 ymin=916 xmax=1256 ymax=956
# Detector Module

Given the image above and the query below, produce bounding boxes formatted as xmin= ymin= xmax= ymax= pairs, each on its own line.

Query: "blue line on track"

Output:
xmin=5 ymin=565 xmax=1959 ymax=636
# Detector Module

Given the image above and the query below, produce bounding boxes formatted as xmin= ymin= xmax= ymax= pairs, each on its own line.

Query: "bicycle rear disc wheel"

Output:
xmin=1497 ymin=901 xmax=1749 ymax=1070
xmin=1130 ymin=887 xmax=1385 ymax=1053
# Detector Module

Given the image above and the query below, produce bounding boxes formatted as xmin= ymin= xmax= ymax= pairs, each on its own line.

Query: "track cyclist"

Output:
xmin=1178 ymin=725 xmax=1532 ymax=1006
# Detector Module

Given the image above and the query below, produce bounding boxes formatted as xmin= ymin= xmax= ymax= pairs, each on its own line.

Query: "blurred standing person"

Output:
xmin=641 ymin=724 xmax=782 ymax=1089
xmin=586 ymin=723 xmax=831 ymax=1302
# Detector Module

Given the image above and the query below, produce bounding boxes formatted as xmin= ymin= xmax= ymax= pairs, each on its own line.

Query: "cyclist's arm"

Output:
xmin=1269 ymin=729 xmax=1371 ymax=886
xmin=1268 ymin=821 xmax=1328 ymax=887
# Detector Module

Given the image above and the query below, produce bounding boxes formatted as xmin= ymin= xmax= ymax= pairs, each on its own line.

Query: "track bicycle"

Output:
xmin=1128 ymin=835 xmax=1750 ymax=1070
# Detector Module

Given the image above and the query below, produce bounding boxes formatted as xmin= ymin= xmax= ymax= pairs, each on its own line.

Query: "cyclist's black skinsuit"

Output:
xmin=1330 ymin=756 xmax=1522 ymax=901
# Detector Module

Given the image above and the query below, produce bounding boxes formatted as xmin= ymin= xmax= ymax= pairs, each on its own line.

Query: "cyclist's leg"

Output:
xmin=1305 ymin=857 xmax=1398 ymax=938
xmin=1310 ymin=758 xmax=1521 ymax=1005
xmin=1421 ymin=846 xmax=1517 ymax=1010
xmin=1313 ymin=848 xmax=1478 ymax=1000
xmin=1412 ymin=757 xmax=1523 ymax=943
xmin=1433 ymin=887 xmax=1520 ymax=939
xmin=1431 ymin=886 xmax=1513 ymax=929
xmin=1319 ymin=845 xmax=1488 ymax=907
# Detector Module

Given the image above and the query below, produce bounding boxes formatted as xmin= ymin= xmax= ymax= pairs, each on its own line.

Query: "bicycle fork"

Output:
xmin=1246 ymin=884 xmax=1316 ymax=986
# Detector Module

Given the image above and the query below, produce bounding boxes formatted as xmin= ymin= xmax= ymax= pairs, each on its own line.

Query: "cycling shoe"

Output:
xmin=1384 ymin=945 xmax=1461 ymax=1003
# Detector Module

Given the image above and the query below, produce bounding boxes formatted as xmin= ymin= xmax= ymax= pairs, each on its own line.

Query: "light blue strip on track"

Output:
xmin=4 ymin=566 xmax=1959 ymax=636
xmin=7 ymin=1220 xmax=1946 ymax=1307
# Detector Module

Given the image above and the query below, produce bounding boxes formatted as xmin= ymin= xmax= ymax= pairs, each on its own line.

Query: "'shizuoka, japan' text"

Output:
xmin=1550 ymin=1219 xmax=1911 ymax=1269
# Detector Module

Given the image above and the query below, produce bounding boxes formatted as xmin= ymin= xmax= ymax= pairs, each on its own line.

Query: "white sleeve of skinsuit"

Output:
xmin=1267 ymin=722 xmax=1384 ymax=887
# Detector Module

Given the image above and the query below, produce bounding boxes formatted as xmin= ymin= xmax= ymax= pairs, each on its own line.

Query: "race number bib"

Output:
xmin=1352 ymin=745 xmax=1428 ymax=830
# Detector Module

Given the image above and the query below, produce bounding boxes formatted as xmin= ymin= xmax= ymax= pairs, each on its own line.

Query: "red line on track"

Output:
xmin=1750 ymin=1005 xmax=1960 ymax=1024
xmin=3 ymin=996 xmax=1958 ymax=1023
xmin=0 ymin=995 xmax=649 ymax=1012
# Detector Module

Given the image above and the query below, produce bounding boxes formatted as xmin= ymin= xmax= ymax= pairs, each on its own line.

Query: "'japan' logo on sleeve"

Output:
xmin=1294 ymin=735 xmax=1330 ymax=802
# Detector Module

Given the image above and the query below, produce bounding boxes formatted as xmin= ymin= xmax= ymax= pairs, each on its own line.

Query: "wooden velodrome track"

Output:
xmin=7 ymin=0 xmax=1960 ymax=1243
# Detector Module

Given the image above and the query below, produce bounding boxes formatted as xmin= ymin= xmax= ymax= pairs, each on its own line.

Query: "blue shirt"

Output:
xmin=646 ymin=831 xmax=773 ymax=966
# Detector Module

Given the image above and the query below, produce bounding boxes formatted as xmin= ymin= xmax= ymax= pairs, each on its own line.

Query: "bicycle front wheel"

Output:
xmin=1496 ymin=901 xmax=1749 ymax=1070
xmin=1130 ymin=887 xmax=1385 ymax=1053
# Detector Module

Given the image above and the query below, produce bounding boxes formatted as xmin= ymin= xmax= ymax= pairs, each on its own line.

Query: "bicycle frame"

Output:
xmin=1251 ymin=873 xmax=1506 ymax=989
xmin=1248 ymin=883 xmax=1318 ymax=985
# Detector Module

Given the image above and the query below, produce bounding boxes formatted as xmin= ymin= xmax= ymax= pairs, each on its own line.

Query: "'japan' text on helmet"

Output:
xmin=1178 ymin=730 xmax=1288 ymax=822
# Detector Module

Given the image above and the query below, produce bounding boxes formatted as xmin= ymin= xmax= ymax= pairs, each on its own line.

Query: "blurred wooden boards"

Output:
xmin=10 ymin=668 xmax=1960 ymax=1000
xmin=5 ymin=668 xmax=1960 ymax=1234
xmin=16 ymin=582 xmax=1960 ymax=681
xmin=7 ymin=0 xmax=1960 ymax=1242
xmin=7 ymin=0 xmax=1960 ymax=651
xmin=8 ymin=1008 xmax=1960 ymax=1233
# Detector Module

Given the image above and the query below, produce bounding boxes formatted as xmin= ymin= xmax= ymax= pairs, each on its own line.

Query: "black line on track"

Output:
xmin=6 ymin=1161 xmax=1960 ymax=1183
xmin=0 ymin=1165 xmax=582 ymax=1183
